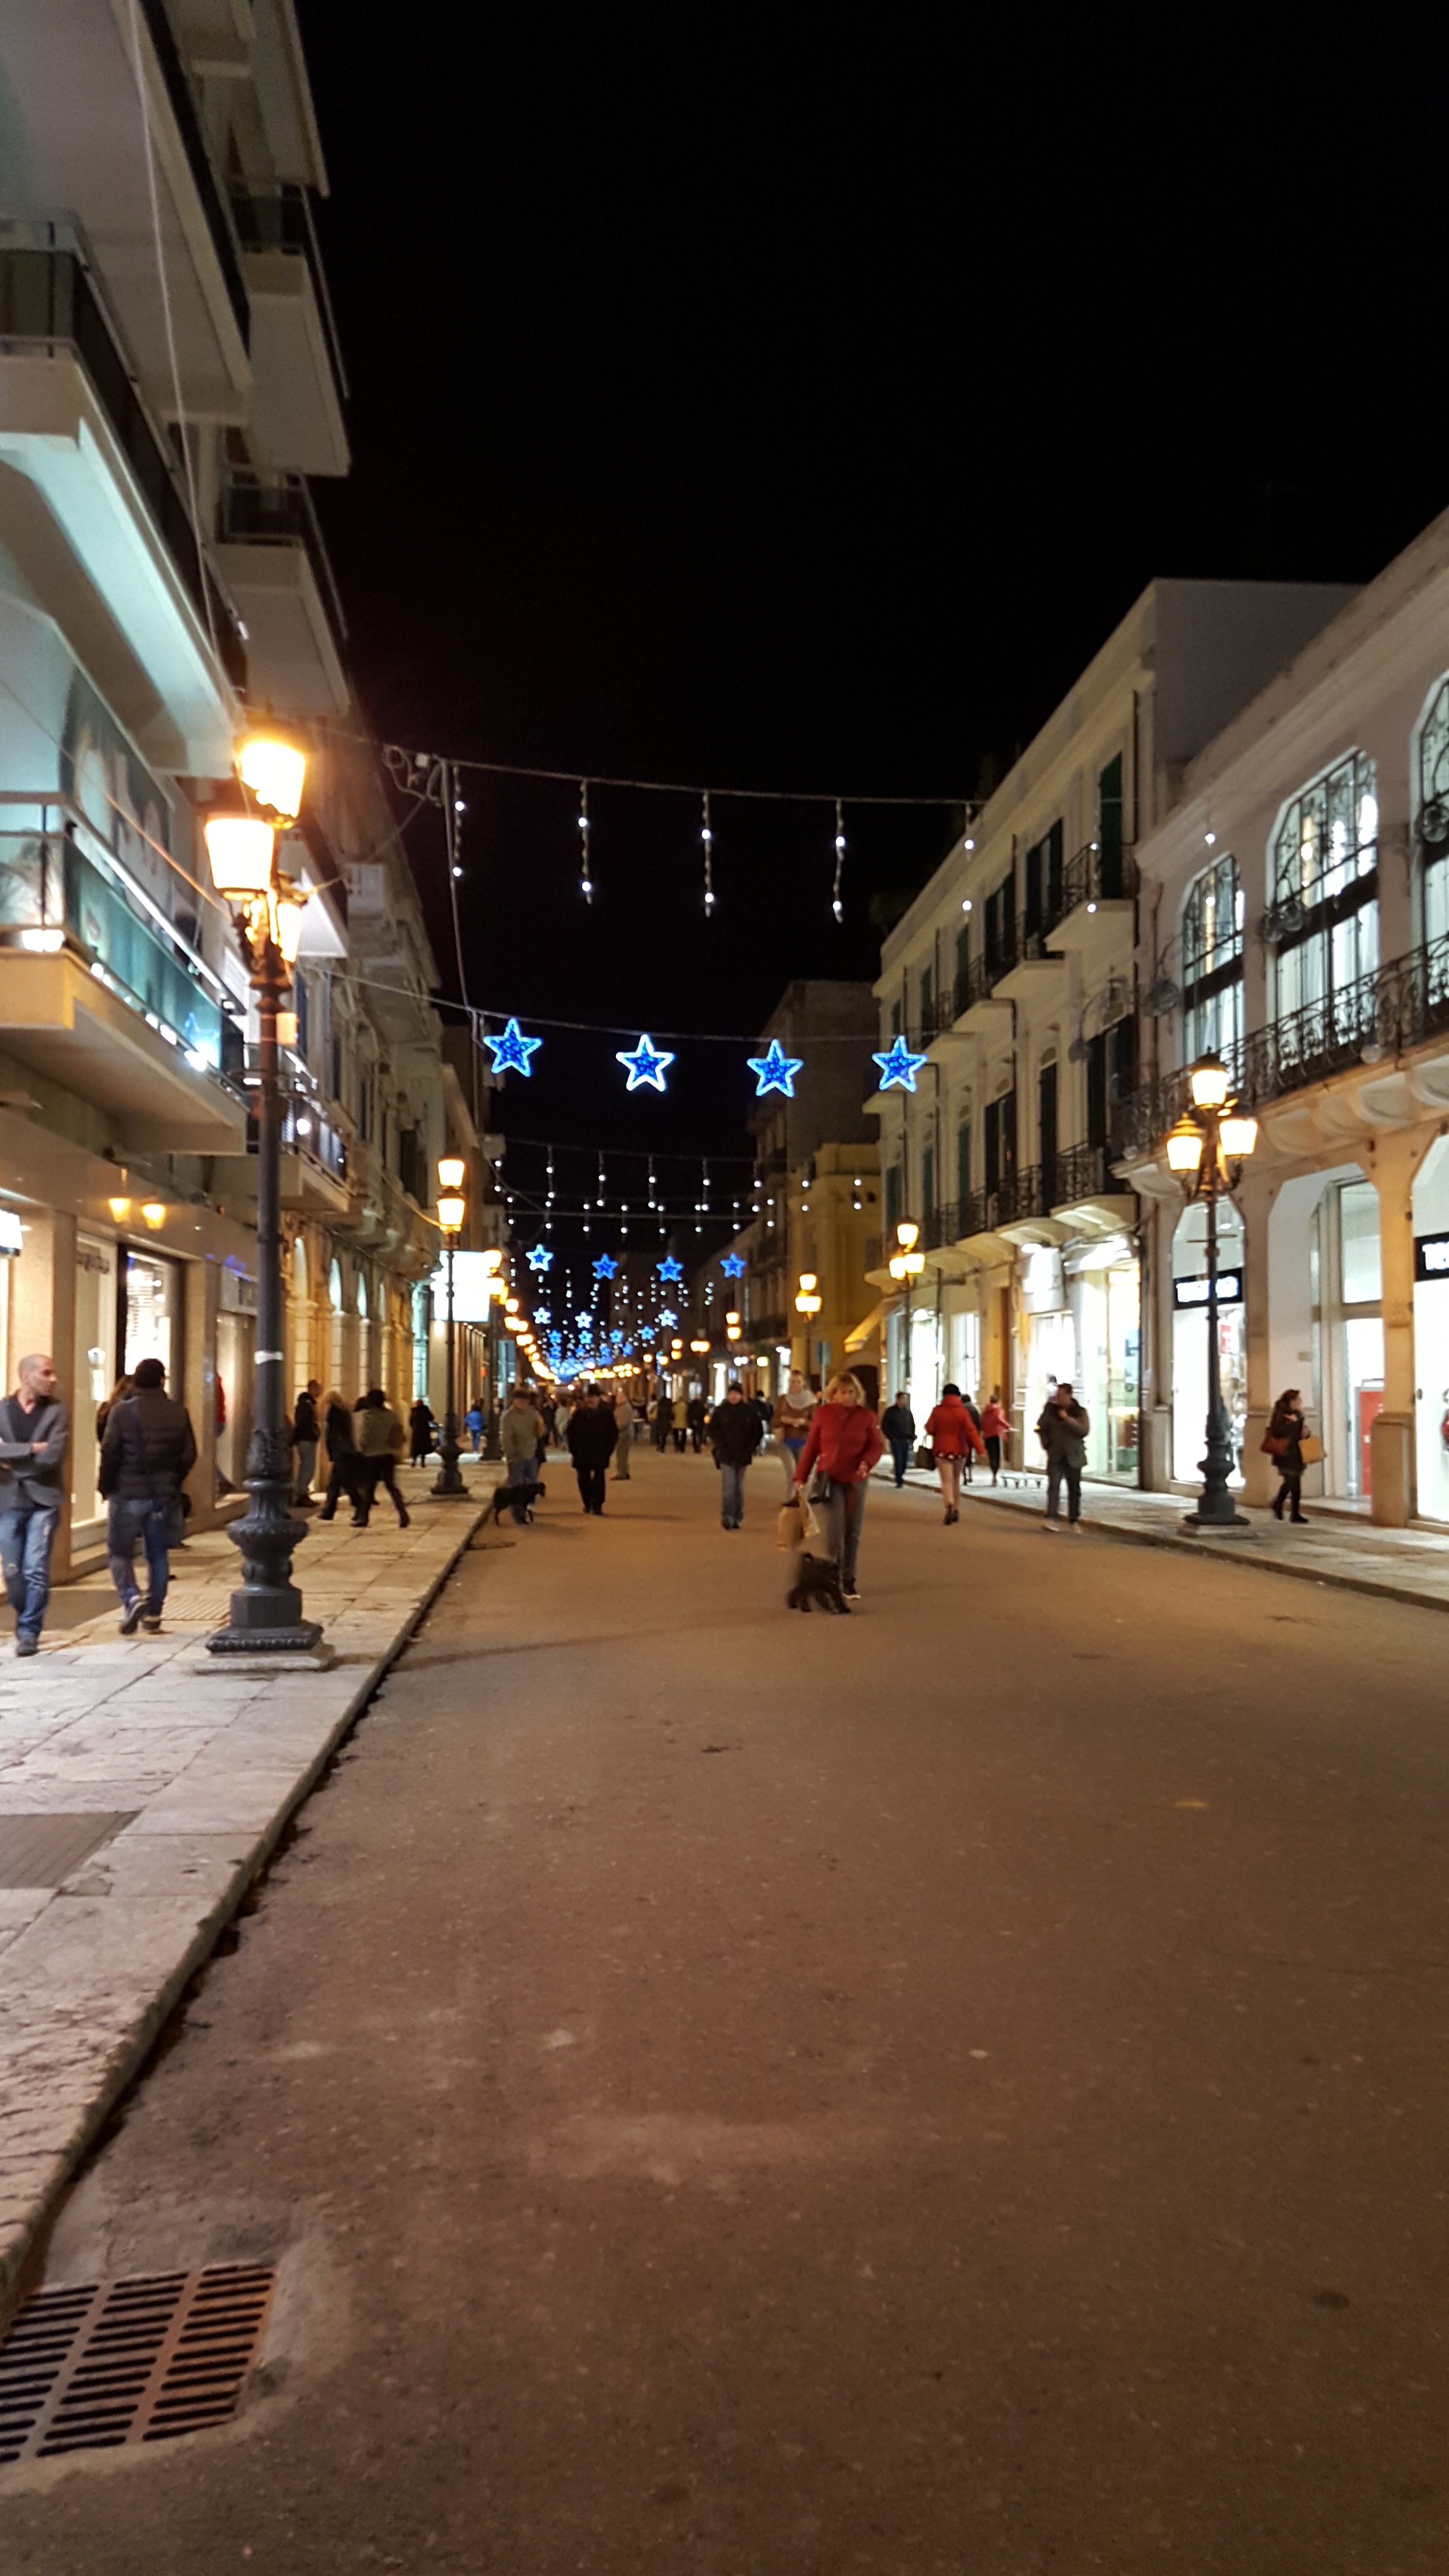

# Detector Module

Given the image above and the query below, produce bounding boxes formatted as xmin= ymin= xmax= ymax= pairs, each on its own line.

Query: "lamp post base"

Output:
xmin=432 ymin=1416 xmax=468 ymax=1497
xmin=1180 ymin=1508 xmax=1254 ymax=1535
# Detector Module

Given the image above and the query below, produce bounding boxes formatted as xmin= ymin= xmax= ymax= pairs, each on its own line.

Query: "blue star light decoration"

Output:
xmin=593 ymin=1254 xmax=619 ymax=1280
xmin=534 ymin=1307 xmax=551 ymax=1325
xmin=746 ymin=1038 xmax=804 ymax=1098
xmin=658 ymin=1308 xmax=678 ymax=1329
xmin=576 ymin=1311 xmax=593 ymax=1331
xmin=484 ymin=1016 xmax=543 ymax=1079
xmin=720 ymin=1252 xmax=747 ymax=1279
xmin=616 ymin=1033 xmax=675 ymax=1093
xmin=872 ymin=1035 xmax=929 ymax=1093
xmin=526 ymin=1243 xmax=553 ymax=1272
xmin=657 ymin=1255 xmax=683 ymax=1283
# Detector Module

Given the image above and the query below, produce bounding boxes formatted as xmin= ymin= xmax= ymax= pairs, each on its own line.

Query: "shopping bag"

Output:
xmin=777 ymin=1496 xmax=805 ymax=1552
xmin=1298 ymin=1433 xmax=1325 ymax=1466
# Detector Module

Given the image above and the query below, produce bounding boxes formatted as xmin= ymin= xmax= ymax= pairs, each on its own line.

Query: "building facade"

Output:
xmin=745 ymin=980 xmax=881 ymax=1402
xmin=0 ymin=0 xmax=449 ymax=1573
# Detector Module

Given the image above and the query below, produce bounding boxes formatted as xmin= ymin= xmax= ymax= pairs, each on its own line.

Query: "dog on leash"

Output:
xmin=787 ymin=1551 xmax=850 ymax=1614
xmin=492 ymin=1477 xmax=545 ymax=1524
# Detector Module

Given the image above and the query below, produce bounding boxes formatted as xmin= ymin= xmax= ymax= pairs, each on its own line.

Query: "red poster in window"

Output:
xmin=1359 ymin=1385 xmax=1384 ymax=1495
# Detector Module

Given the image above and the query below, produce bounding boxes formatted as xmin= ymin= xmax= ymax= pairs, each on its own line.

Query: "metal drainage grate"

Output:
xmin=0 ymin=1813 xmax=138 ymax=1889
xmin=0 ymin=2265 xmax=276 ymax=2461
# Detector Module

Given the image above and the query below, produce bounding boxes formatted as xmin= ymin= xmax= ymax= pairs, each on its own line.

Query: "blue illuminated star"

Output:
xmin=657 ymin=1255 xmax=683 ymax=1283
xmin=616 ymin=1033 xmax=675 ymax=1093
xmin=746 ymin=1039 xmax=804 ymax=1098
xmin=526 ymin=1243 xmax=553 ymax=1272
xmin=658 ymin=1308 xmax=678 ymax=1329
xmin=721 ymin=1252 xmax=747 ymax=1279
xmin=593 ymin=1254 xmax=619 ymax=1280
xmin=576 ymin=1311 xmax=593 ymax=1330
xmin=484 ymin=1016 xmax=543 ymax=1078
xmin=872 ymin=1036 xmax=929 ymax=1093
xmin=534 ymin=1306 xmax=551 ymax=1325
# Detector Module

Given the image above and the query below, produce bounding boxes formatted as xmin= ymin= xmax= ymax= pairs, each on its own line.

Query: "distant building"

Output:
xmin=745 ymin=981 xmax=881 ymax=1403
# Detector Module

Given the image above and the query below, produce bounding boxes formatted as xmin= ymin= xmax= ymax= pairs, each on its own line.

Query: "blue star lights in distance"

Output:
xmin=720 ymin=1252 xmax=747 ymax=1278
xmin=871 ymin=1036 xmax=929 ymax=1093
xmin=526 ymin=1244 xmax=553 ymax=1272
xmin=657 ymin=1255 xmax=684 ymax=1283
xmin=615 ymin=1033 xmax=675 ymax=1093
xmin=746 ymin=1039 xmax=804 ymax=1098
xmin=484 ymin=1016 xmax=543 ymax=1078
xmin=593 ymin=1255 xmax=619 ymax=1280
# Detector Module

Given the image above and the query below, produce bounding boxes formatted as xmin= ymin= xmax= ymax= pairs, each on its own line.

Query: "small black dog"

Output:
xmin=787 ymin=1551 xmax=850 ymax=1614
xmin=492 ymin=1477 xmax=545 ymax=1524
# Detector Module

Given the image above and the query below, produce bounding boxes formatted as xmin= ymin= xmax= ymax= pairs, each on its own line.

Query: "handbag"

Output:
xmin=1260 ymin=1431 xmax=1289 ymax=1456
xmin=776 ymin=1496 xmax=805 ymax=1552
xmin=1298 ymin=1433 xmax=1324 ymax=1466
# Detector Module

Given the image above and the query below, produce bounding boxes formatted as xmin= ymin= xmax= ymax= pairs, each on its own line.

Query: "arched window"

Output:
xmin=1416 ymin=675 xmax=1449 ymax=946
xmin=328 ymin=1258 xmax=342 ymax=1312
xmin=1180 ymin=854 xmax=1243 ymax=1063
xmin=1270 ymin=750 xmax=1378 ymax=1024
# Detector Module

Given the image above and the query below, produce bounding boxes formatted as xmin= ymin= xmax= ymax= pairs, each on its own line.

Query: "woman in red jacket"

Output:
xmin=924 ymin=1381 xmax=985 ymax=1525
xmin=793 ymin=1371 xmax=884 ymax=1603
xmin=979 ymin=1390 xmax=1011 ymax=1484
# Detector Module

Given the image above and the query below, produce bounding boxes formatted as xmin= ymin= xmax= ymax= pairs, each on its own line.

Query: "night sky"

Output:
xmin=298 ymin=8 xmax=1443 ymax=1272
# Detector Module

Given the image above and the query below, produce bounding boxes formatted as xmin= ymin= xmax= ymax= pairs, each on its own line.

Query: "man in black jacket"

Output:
xmin=99 ymin=1356 xmax=198 ymax=1634
xmin=708 ymin=1381 xmax=763 ymax=1528
xmin=566 ymin=1384 xmax=617 ymax=1514
xmin=291 ymin=1379 xmax=322 ymax=1506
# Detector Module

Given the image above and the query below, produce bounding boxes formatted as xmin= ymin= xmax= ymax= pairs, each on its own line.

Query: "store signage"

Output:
xmin=1414 ymin=1230 xmax=1449 ymax=1282
xmin=428 ymin=1251 xmax=501 ymax=1322
xmin=0 ymin=1208 xmax=22 ymax=1256
xmin=1173 ymin=1271 xmax=1243 ymax=1308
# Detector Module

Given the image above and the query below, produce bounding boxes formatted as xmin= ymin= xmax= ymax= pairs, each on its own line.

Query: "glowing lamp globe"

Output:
xmin=1219 ymin=1113 xmax=1258 ymax=1159
xmin=895 ymin=1220 xmax=919 ymax=1250
xmin=1189 ymin=1052 xmax=1230 ymax=1111
xmin=438 ymin=1156 xmax=466 ymax=1191
xmin=1166 ymin=1119 xmax=1205 ymax=1174
xmin=437 ymin=1195 xmax=465 ymax=1233
xmin=274 ymin=884 xmax=306 ymax=964
xmin=204 ymin=810 xmax=275 ymax=898
xmin=238 ymin=728 xmax=307 ymax=826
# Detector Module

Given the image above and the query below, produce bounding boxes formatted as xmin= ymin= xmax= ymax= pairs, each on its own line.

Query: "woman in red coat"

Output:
xmin=793 ymin=1371 xmax=884 ymax=1603
xmin=924 ymin=1382 xmax=986 ymax=1525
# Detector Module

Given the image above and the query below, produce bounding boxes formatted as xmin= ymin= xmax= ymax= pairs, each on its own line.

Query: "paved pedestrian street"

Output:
xmin=2 ymin=1444 xmax=1446 ymax=2574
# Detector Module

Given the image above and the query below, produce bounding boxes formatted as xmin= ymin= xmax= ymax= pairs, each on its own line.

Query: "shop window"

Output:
xmin=1171 ymin=1200 xmax=1246 ymax=1485
xmin=72 ymin=1235 xmax=118 ymax=1528
xmin=1416 ymin=674 xmax=1449 ymax=946
xmin=1180 ymin=853 xmax=1243 ymax=1064
xmin=1271 ymin=751 xmax=1379 ymax=1024
xmin=1313 ymin=1178 xmax=1383 ymax=1499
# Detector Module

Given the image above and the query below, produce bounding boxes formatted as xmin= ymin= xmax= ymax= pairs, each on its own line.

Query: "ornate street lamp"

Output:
xmin=888 ymin=1221 xmax=925 ymax=1394
xmin=433 ymin=1157 xmax=467 ymax=1497
xmin=1166 ymin=1050 xmax=1258 ymax=1532
xmin=203 ymin=730 xmax=320 ymax=1657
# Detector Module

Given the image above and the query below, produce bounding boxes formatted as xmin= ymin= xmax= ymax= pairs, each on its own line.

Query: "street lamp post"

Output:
xmin=1165 ymin=1051 xmax=1259 ymax=1533
xmin=888 ymin=1222 xmax=925 ymax=1397
xmin=203 ymin=732 xmax=322 ymax=1658
xmin=433 ymin=1158 xmax=467 ymax=1497
xmin=794 ymin=1271 xmax=822 ymax=1377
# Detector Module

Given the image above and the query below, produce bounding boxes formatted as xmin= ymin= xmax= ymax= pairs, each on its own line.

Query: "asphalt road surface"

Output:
xmin=4 ymin=1446 xmax=1446 ymax=2575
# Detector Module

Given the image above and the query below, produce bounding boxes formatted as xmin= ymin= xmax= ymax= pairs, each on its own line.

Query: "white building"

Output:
xmin=1120 ymin=508 xmax=1449 ymax=1525
xmin=870 ymin=579 xmax=1355 ymax=1469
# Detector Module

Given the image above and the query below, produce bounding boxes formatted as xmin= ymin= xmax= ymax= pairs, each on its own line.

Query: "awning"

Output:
xmin=845 ymin=1294 xmax=898 ymax=1352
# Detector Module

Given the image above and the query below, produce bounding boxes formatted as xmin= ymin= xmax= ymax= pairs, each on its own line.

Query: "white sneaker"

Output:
xmin=1042 ymin=1521 xmax=1058 ymax=1535
xmin=1070 ymin=1523 xmax=1085 ymax=1536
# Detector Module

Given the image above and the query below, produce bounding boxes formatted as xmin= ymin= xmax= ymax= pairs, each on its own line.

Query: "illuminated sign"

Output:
xmin=1173 ymin=1271 xmax=1243 ymax=1308
xmin=1415 ymin=1230 xmax=1449 ymax=1282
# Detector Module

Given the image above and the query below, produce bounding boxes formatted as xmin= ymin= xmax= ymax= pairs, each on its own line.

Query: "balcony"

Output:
xmin=0 ymin=828 xmax=245 ymax=1151
xmin=0 ymin=239 xmax=242 ymax=769
xmin=993 ymin=920 xmax=1069 ymax=1008
xmin=232 ymin=187 xmax=350 ymax=478
xmin=1046 ymin=842 xmax=1139 ymax=965
xmin=217 ymin=472 xmax=349 ymax=716
xmin=1048 ymin=1140 xmax=1138 ymax=1236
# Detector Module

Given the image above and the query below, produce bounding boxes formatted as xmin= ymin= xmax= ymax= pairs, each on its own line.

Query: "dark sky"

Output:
xmin=298 ymin=7 xmax=1443 ymax=1278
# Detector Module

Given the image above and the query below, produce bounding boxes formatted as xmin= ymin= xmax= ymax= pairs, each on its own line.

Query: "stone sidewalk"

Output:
xmin=0 ymin=1475 xmax=488 ymax=2313
xmin=882 ymin=1458 xmax=1449 ymax=1612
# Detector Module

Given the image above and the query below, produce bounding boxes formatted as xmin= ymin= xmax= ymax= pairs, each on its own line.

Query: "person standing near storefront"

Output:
xmin=0 ymin=1354 xmax=68 ymax=1656
xmin=1264 ymin=1389 xmax=1309 ymax=1523
xmin=924 ymin=1382 xmax=985 ymax=1524
xmin=980 ymin=1390 xmax=1010 ymax=1484
xmin=1036 ymin=1381 xmax=1090 ymax=1533
xmin=99 ymin=1356 xmax=197 ymax=1634
xmin=291 ymin=1379 xmax=321 ymax=1507
xmin=880 ymin=1390 xmax=916 ymax=1487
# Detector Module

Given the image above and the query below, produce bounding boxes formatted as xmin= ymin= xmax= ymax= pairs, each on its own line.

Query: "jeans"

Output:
xmin=107 ymin=1496 xmax=172 ymax=1614
xmin=818 ymin=1478 xmax=867 ymax=1591
xmin=576 ymin=1463 xmax=608 ymax=1513
xmin=505 ymin=1456 xmax=537 ymax=1522
xmin=1046 ymin=1459 xmax=1081 ymax=1522
xmin=889 ymin=1437 xmax=910 ymax=1486
xmin=719 ymin=1461 xmax=747 ymax=1525
xmin=0 ymin=1503 xmax=59 ymax=1641
xmin=937 ymin=1454 xmax=962 ymax=1509
xmin=356 ymin=1457 xmax=408 ymax=1525
xmin=984 ymin=1436 xmax=1002 ymax=1478
xmin=293 ymin=1437 xmax=318 ymax=1502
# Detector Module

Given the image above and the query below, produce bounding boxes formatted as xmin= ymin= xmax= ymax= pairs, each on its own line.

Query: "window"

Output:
xmin=984 ymin=1091 xmax=1015 ymax=1193
xmin=885 ymin=1163 xmax=903 ymax=1231
xmin=890 ymin=998 xmax=902 ymax=1040
xmin=1417 ymin=675 xmax=1449 ymax=945
xmin=955 ymin=922 xmax=969 ymax=990
xmin=1098 ymin=754 xmax=1125 ymax=893
xmin=1038 ymin=1060 xmax=1058 ymax=1198
xmin=1024 ymin=823 xmax=1063 ymax=936
xmin=984 ymin=875 xmax=1014 ymax=977
xmin=956 ymin=1119 xmax=972 ymax=1203
xmin=919 ymin=966 xmax=934 ymax=1029
xmin=1272 ymin=751 xmax=1378 ymax=1022
xmin=1180 ymin=853 xmax=1244 ymax=1063
xmin=921 ymin=1143 xmax=935 ymax=1218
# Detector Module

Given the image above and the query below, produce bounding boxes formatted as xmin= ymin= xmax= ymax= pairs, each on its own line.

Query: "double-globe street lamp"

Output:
xmin=1165 ymin=1050 xmax=1258 ymax=1533
xmin=888 ymin=1221 xmax=925 ymax=1397
xmin=202 ymin=730 xmax=320 ymax=1657
xmin=433 ymin=1157 xmax=468 ymax=1497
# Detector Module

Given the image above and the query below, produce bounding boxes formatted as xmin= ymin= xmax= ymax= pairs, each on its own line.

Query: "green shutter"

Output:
xmin=957 ymin=1121 xmax=972 ymax=1202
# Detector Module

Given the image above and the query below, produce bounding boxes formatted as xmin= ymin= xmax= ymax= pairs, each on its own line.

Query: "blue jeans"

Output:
xmin=720 ymin=1462 xmax=747 ymax=1524
xmin=107 ymin=1497 xmax=172 ymax=1613
xmin=889 ymin=1437 xmax=910 ymax=1486
xmin=819 ymin=1479 xmax=868 ymax=1591
xmin=0 ymin=1503 xmax=59 ymax=1642
xmin=505 ymin=1456 xmax=537 ymax=1523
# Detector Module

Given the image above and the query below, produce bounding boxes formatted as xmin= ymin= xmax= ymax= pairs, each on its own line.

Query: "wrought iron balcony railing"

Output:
xmin=1050 ymin=1141 xmax=1122 ymax=1206
xmin=1059 ymin=840 xmax=1138 ymax=917
xmin=1116 ymin=932 xmax=1449 ymax=1159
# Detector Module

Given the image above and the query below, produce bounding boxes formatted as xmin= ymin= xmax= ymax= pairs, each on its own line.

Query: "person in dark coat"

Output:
xmin=291 ymin=1379 xmax=321 ymax=1505
xmin=567 ymin=1385 xmax=618 ymax=1513
xmin=99 ymin=1356 xmax=197 ymax=1633
xmin=685 ymin=1393 xmax=707 ymax=1453
xmin=652 ymin=1394 xmax=675 ymax=1452
xmin=1266 ymin=1387 xmax=1308 ymax=1522
xmin=1035 ymin=1381 xmax=1090 ymax=1532
xmin=708 ymin=1381 xmax=764 ymax=1528
xmin=408 ymin=1398 xmax=435 ymax=1465
xmin=317 ymin=1388 xmax=362 ymax=1522
xmin=880 ymin=1390 xmax=916 ymax=1487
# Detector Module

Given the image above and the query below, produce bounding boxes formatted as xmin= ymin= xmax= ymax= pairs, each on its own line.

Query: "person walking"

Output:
xmin=980 ymin=1390 xmax=1010 ymax=1484
xmin=291 ymin=1379 xmax=321 ymax=1506
xmin=792 ymin=1371 xmax=883 ymax=1604
xmin=1265 ymin=1387 xmax=1309 ymax=1522
xmin=98 ymin=1356 xmax=197 ymax=1634
xmin=708 ymin=1380 xmax=763 ymax=1528
xmin=317 ymin=1389 xmax=363 ymax=1521
xmin=408 ymin=1397 xmax=435 ymax=1465
xmin=771 ymin=1371 xmax=816 ymax=1476
xmin=686 ymin=1392 xmax=707 ymax=1453
xmin=1036 ymin=1380 xmax=1090 ymax=1533
xmin=880 ymin=1389 xmax=916 ymax=1487
xmin=612 ymin=1389 xmax=635 ymax=1479
xmin=354 ymin=1388 xmax=410 ymax=1527
xmin=924 ymin=1382 xmax=985 ymax=1523
xmin=500 ymin=1385 xmax=544 ymax=1522
xmin=95 ymin=1372 xmax=134 ymax=1447
xmin=465 ymin=1401 xmax=484 ymax=1455
xmin=652 ymin=1392 xmax=675 ymax=1452
xmin=0 ymin=1353 xmax=68 ymax=1656
xmin=568 ymin=1384 xmax=617 ymax=1513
